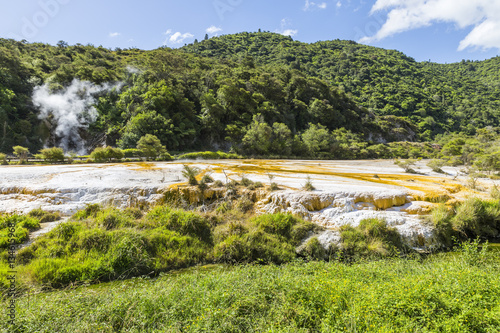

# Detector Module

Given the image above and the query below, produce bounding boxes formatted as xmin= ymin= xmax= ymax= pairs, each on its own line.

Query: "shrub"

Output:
xmin=124 ymin=207 xmax=144 ymax=219
xmin=456 ymin=238 xmax=489 ymax=267
xmin=106 ymin=231 xmax=152 ymax=278
xmin=240 ymin=175 xmax=253 ymax=187
xmin=90 ymin=147 xmax=124 ymax=163
xmin=213 ymin=221 xmax=247 ymax=243
xmin=0 ymin=153 xmax=8 ymax=165
xmin=235 ymin=197 xmax=254 ymax=213
xmin=137 ymin=134 xmax=166 ymax=161
xmin=159 ymin=152 xmax=173 ymax=161
xmin=216 ymin=202 xmax=231 ymax=214
xmin=39 ymin=147 xmax=65 ymax=162
xmin=213 ymin=180 xmax=224 ymax=187
xmin=201 ymin=175 xmax=214 ymax=184
xmin=176 ymin=151 xmax=241 ymax=160
xmin=427 ymin=159 xmax=446 ymax=173
xmin=144 ymin=228 xmax=209 ymax=270
xmin=394 ymin=159 xmax=418 ymax=173
xmin=77 ymin=228 xmax=111 ymax=251
xmin=13 ymin=145 xmax=29 ymax=163
xmin=50 ymin=222 xmax=83 ymax=241
xmin=122 ymin=148 xmax=142 ymax=158
xmin=491 ymin=185 xmax=500 ymax=200
xmin=248 ymin=181 xmax=263 ymax=190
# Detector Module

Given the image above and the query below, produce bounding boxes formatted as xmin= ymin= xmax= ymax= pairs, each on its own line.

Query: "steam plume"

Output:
xmin=33 ymin=79 xmax=120 ymax=154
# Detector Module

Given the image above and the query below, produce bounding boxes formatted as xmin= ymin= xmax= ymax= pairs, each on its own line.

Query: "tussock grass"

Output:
xmin=2 ymin=207 xmax=318 ymax=291
xmin=339 ymin=218 xmax=407 ymax=258
xmin=0 ymin=214 xmax=40 ymax=248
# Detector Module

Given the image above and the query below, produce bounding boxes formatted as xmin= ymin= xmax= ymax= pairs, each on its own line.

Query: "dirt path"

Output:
xmin=19 ymin=217 xmax=69 ymax=249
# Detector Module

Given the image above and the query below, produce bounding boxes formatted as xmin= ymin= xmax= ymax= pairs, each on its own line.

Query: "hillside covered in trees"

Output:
xmin=0 ymin=32 xmax=499 ymax=158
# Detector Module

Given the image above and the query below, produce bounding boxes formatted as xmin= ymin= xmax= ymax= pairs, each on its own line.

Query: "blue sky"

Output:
xmin=1 ymin=0 xmax=499 ymax=64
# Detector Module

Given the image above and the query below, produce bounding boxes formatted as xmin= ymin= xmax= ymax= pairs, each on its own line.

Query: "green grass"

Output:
xmin=0 ymin=214 xmax=40 ymax=249
xmin=2 ymin=200 xmax=500 ymax=332
xmin=2 ymin=246 xmax=499 ymax=332
xmin=3 ymin=206 xmax=321 ymax=291
xmin=27 ymin=208 xmax=61 ymax=223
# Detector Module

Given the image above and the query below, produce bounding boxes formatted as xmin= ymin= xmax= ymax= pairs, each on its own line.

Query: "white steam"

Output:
xmin=126 ymin=65 xmax=142 ymax=74
xmin=33 ymin=79 xmax=120 ymax=154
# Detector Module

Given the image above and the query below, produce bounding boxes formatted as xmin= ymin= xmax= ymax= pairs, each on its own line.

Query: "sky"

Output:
xmin=1 ymin=0 xmax=499 ymax=64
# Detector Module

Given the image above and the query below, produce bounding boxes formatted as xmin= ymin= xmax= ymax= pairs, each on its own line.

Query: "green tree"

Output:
xmin=241 ymin=115 xmax=272 ymax=156
xmin=136 ymin=134 xmax=166 ymax=161
xmin=40 ymin=147 xmax=65 ymax=162
xmin=13 ymin=146 xmax=29 ymax=163
xmin=271 ymin=123 xmax=293 ymax=156
xmin=0 ymin=153 xmax=7 ymax=165
xmin=301 ymin=124 xmax=332 ymax=157
xmin=90 ymin=147 xmax=124 ymax=163
xmin=119 ymin=111 xmax=173 ymax=149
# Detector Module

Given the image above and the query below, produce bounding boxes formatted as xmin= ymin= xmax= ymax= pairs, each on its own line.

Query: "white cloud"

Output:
xmin=109 ymin=32 xmax=121 ymax=38
xmin=361 ymin=0 xmax=500 ymax=51
xmin=206 ymin=25 xmax=222 ymax=35
xmin=276 ymin=19 xmax=298 ymax=37
xmin=281 ymin=29 xmax=298 ymax=37
xmin=163 ymin=30 xmax=194 ymax=45
xmin=336 ymin=1 xmax=342 ymax=8
xmin=304 ymin=0 xmax=327 ymax=11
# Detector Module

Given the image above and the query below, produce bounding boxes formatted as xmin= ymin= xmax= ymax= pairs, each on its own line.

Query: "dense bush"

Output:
xmin=39 ymin=147 xmax=65 ymax=162
xmin=177 ymin=151 xmax=241 ymax=160
xmin=90 ymin=146 xmax=124 ymax=163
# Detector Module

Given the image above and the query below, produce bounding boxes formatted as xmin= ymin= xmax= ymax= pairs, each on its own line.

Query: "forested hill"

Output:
xmin=0 ymin=32 xmax=499 ymax=158
xmin=183 ymin=32 xmax=500 ymax=139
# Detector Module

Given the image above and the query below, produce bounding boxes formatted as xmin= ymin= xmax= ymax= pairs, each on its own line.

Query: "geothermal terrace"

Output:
xmin=0 ymin=159 xmax=488 ymax=249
